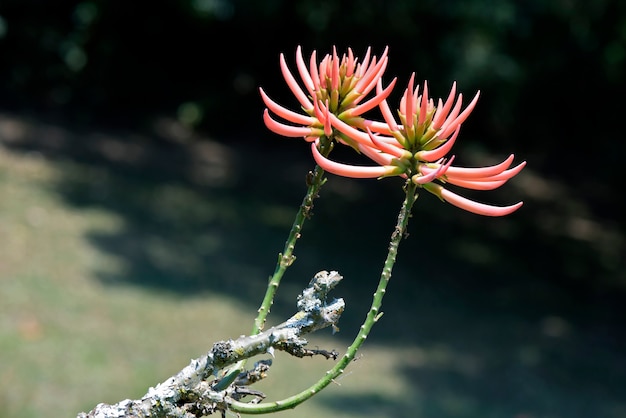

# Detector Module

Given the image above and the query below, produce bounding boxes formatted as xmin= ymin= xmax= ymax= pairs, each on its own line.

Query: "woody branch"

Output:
xmin=77 ymin=270 xmax=345 ymax=418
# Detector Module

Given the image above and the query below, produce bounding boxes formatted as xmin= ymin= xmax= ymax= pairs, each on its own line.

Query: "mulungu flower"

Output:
xmin=312 ymin=73 xmax=525 ymax=216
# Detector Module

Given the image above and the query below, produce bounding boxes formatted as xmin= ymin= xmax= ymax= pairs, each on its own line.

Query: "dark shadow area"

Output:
xmin=1 ymin=111 xmax=624 ymax=417
xmin=0 ymin=0 xmax=625 ymax=416
xmin=324 ymin=263 xmax=626 ymax=417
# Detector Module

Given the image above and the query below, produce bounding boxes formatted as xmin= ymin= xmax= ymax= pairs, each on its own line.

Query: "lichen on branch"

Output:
xmin=77 ymin=271 xmax=345 ymax=418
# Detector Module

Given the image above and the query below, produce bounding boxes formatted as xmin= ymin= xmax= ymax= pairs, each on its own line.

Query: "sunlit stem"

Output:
xmin=228 ymin=180 xmax=419 ymax=414
xmin=213 ymin=138 xmax=332 ymax=392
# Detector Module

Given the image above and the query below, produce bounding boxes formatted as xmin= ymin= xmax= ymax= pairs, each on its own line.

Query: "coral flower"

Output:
xmin=260 ymin=45 xmax=396 ymax=146
xmin=312 ymin=74 xmax=525 ymax=216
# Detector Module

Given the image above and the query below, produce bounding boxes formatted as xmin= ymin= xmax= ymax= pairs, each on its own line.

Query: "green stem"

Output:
xmin=251 ymin=162 xmax=327 ymax=335
xmin=228 ymin=180 xmax=419 ymax=414
xmin=213 ymin=143 xmax=331 ymax=392
xmin=254 ymin=138 xmax=332 ymax=332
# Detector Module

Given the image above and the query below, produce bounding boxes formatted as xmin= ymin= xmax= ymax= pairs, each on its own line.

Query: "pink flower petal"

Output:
xmin=444 ymin=177 xmax=508 ymax=190
xmin=443 ymin=154 xmax=515 ymax=179
xmin=418 ymin=80 xmax=429 ymax=126
xmin=319 ymin=55 xmax=329 ymax=89
xmin=432 ymin=82 xmax=457 ymax=129
xmin=309 ymin=50 xmax=320 ymax=91
xmin=353 ymin=54 xmax=389 ymax=101
xmin=346 ymin=47 xmax=355 ymax=76
xmin=404 ymin=73 xmax=416 ymax=130
xmin=311 ymin=142 xmax=396 ymax=178
xmin=448 ymin=161 xmax=527 ymax=183
xmin=313 ymin=99 xmax=332 ymax=137
xmin=424 ymin=183 xmax=523 ymax=216
xmin=295 ymin=46 xmax=315 ymax=97
xmin=259 ymin=88 xmax=316 ymax=126
xmin=412 ymin=156 xmax=455 ymax=185
xmin=280 ymin=53 xmax=313 ymax=111
xmin=356 ymin=46 xmax=387 ymax=89
xmin=366 ymin=128 xmax=408 ymax=158
xmin=363 ymin=119 xmax=395 ymax=135
xmin=438 ymin=93 xmax=463 ymax=133
xmin=347 ymin=77 xmax=397 ymax=117
xmin=263 ymin=109 xmax=321 ymax=138
xmin=416 ymin=126 xmax=461 ymax=162
xmin=327 ymin=111 xmax=375 ymax=147
xmin=356 ymin=46 xmax=372 ymax=78
xmin=358 ymin=143 xmax=396 ymax=166
xmin=377 ymin=80 xmax=400 ymax=132
xmin=438 ymin=91 xmax=480 ymax=139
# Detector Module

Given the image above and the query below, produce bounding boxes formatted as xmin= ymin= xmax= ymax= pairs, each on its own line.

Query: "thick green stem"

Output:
xmin=228 ymin=180 xmax=419 ymax=414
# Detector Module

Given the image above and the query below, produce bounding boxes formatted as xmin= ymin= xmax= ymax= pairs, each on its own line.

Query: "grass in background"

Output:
xmin=1 ymin=113 xmax=625 ymax=418
xmin=0 ymin=143 xmax=419 ymax=418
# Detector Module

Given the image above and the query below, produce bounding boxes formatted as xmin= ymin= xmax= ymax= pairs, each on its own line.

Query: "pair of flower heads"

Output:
xmin=260 ymin=45 xmax=525 ymax=217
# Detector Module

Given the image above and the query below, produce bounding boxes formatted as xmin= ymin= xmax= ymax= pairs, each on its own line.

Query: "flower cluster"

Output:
xmin=260 ymin=45 xmax=396 ymax=148
xmin=261 ymin=46 xmax=525 ymax=216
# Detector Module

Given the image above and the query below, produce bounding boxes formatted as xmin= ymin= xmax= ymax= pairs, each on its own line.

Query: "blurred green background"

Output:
xmin=0 ymin=1 xmax=624 ymax=417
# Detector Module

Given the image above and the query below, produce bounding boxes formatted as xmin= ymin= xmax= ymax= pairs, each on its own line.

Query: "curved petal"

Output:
xmin=444 ymin=177 xmax=508 ymax=190
xmin=448 ymin=161 xmax=527 ymax=183
xmin=356 ymin=47 xmax=372 ymax=77
xmin=346 ymin=77 xmax=397 ymax=117
xmin=327 ymin=111 xmax=375 ymax=147
xmin=363 ymin=119 xmax=395 ymax=135
xmin=376 ymin=80 xmax=400 ymax=132
xmin=438 ymin=91 xmax=480 ymax=139
xmin=259 ymin=88 xmax=316 ymax=126
xmin=424 ymin=183 xmax=523 ymax=216
xmin=412 ymin=156 xmax=455 ymax=185
xmin=366 ymin=127 xmax=408 ymax=158
xmin=418 ymin=80 xmax=429 ymax=126
xmin=309 ymin=50 xmax=320 ymax=92
xmin=438 ymin=93 xmax=463 ymax=133
xmin=295 ymin=45 xmax=315 ymax=96
xmin=311 ymin=142 xmax=394 ymax=178
xmin=358 ymin=143 xmax=396 ymax=166
xmin=263 ymin=110 xmax=321 ymax=138
xmin=345 ymin=47 xmax=355 ymax=76
xmin=280 ymin=53 xmax=313 ymax=111
xmin=416 ymin=126 xmax=461 ymax=162
xmin=331 ymin=46 xmax=340 ymax=91
xmin=487 ymin=160 xmax=527 ymax=181
xmin=442 ymin=154 xmax=515 ymax=179
xmin=353 ymin=55 xmax=389 ymax=102
xmin=354 ymin=46 xmax=388 ymax=93
xmin=404 ymin=73 xmax=416 ymax=130
xmin=432 ymin=82 xmax=457 ymax=129
xmin=313 ymin=99 xmax=332 ymax=137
